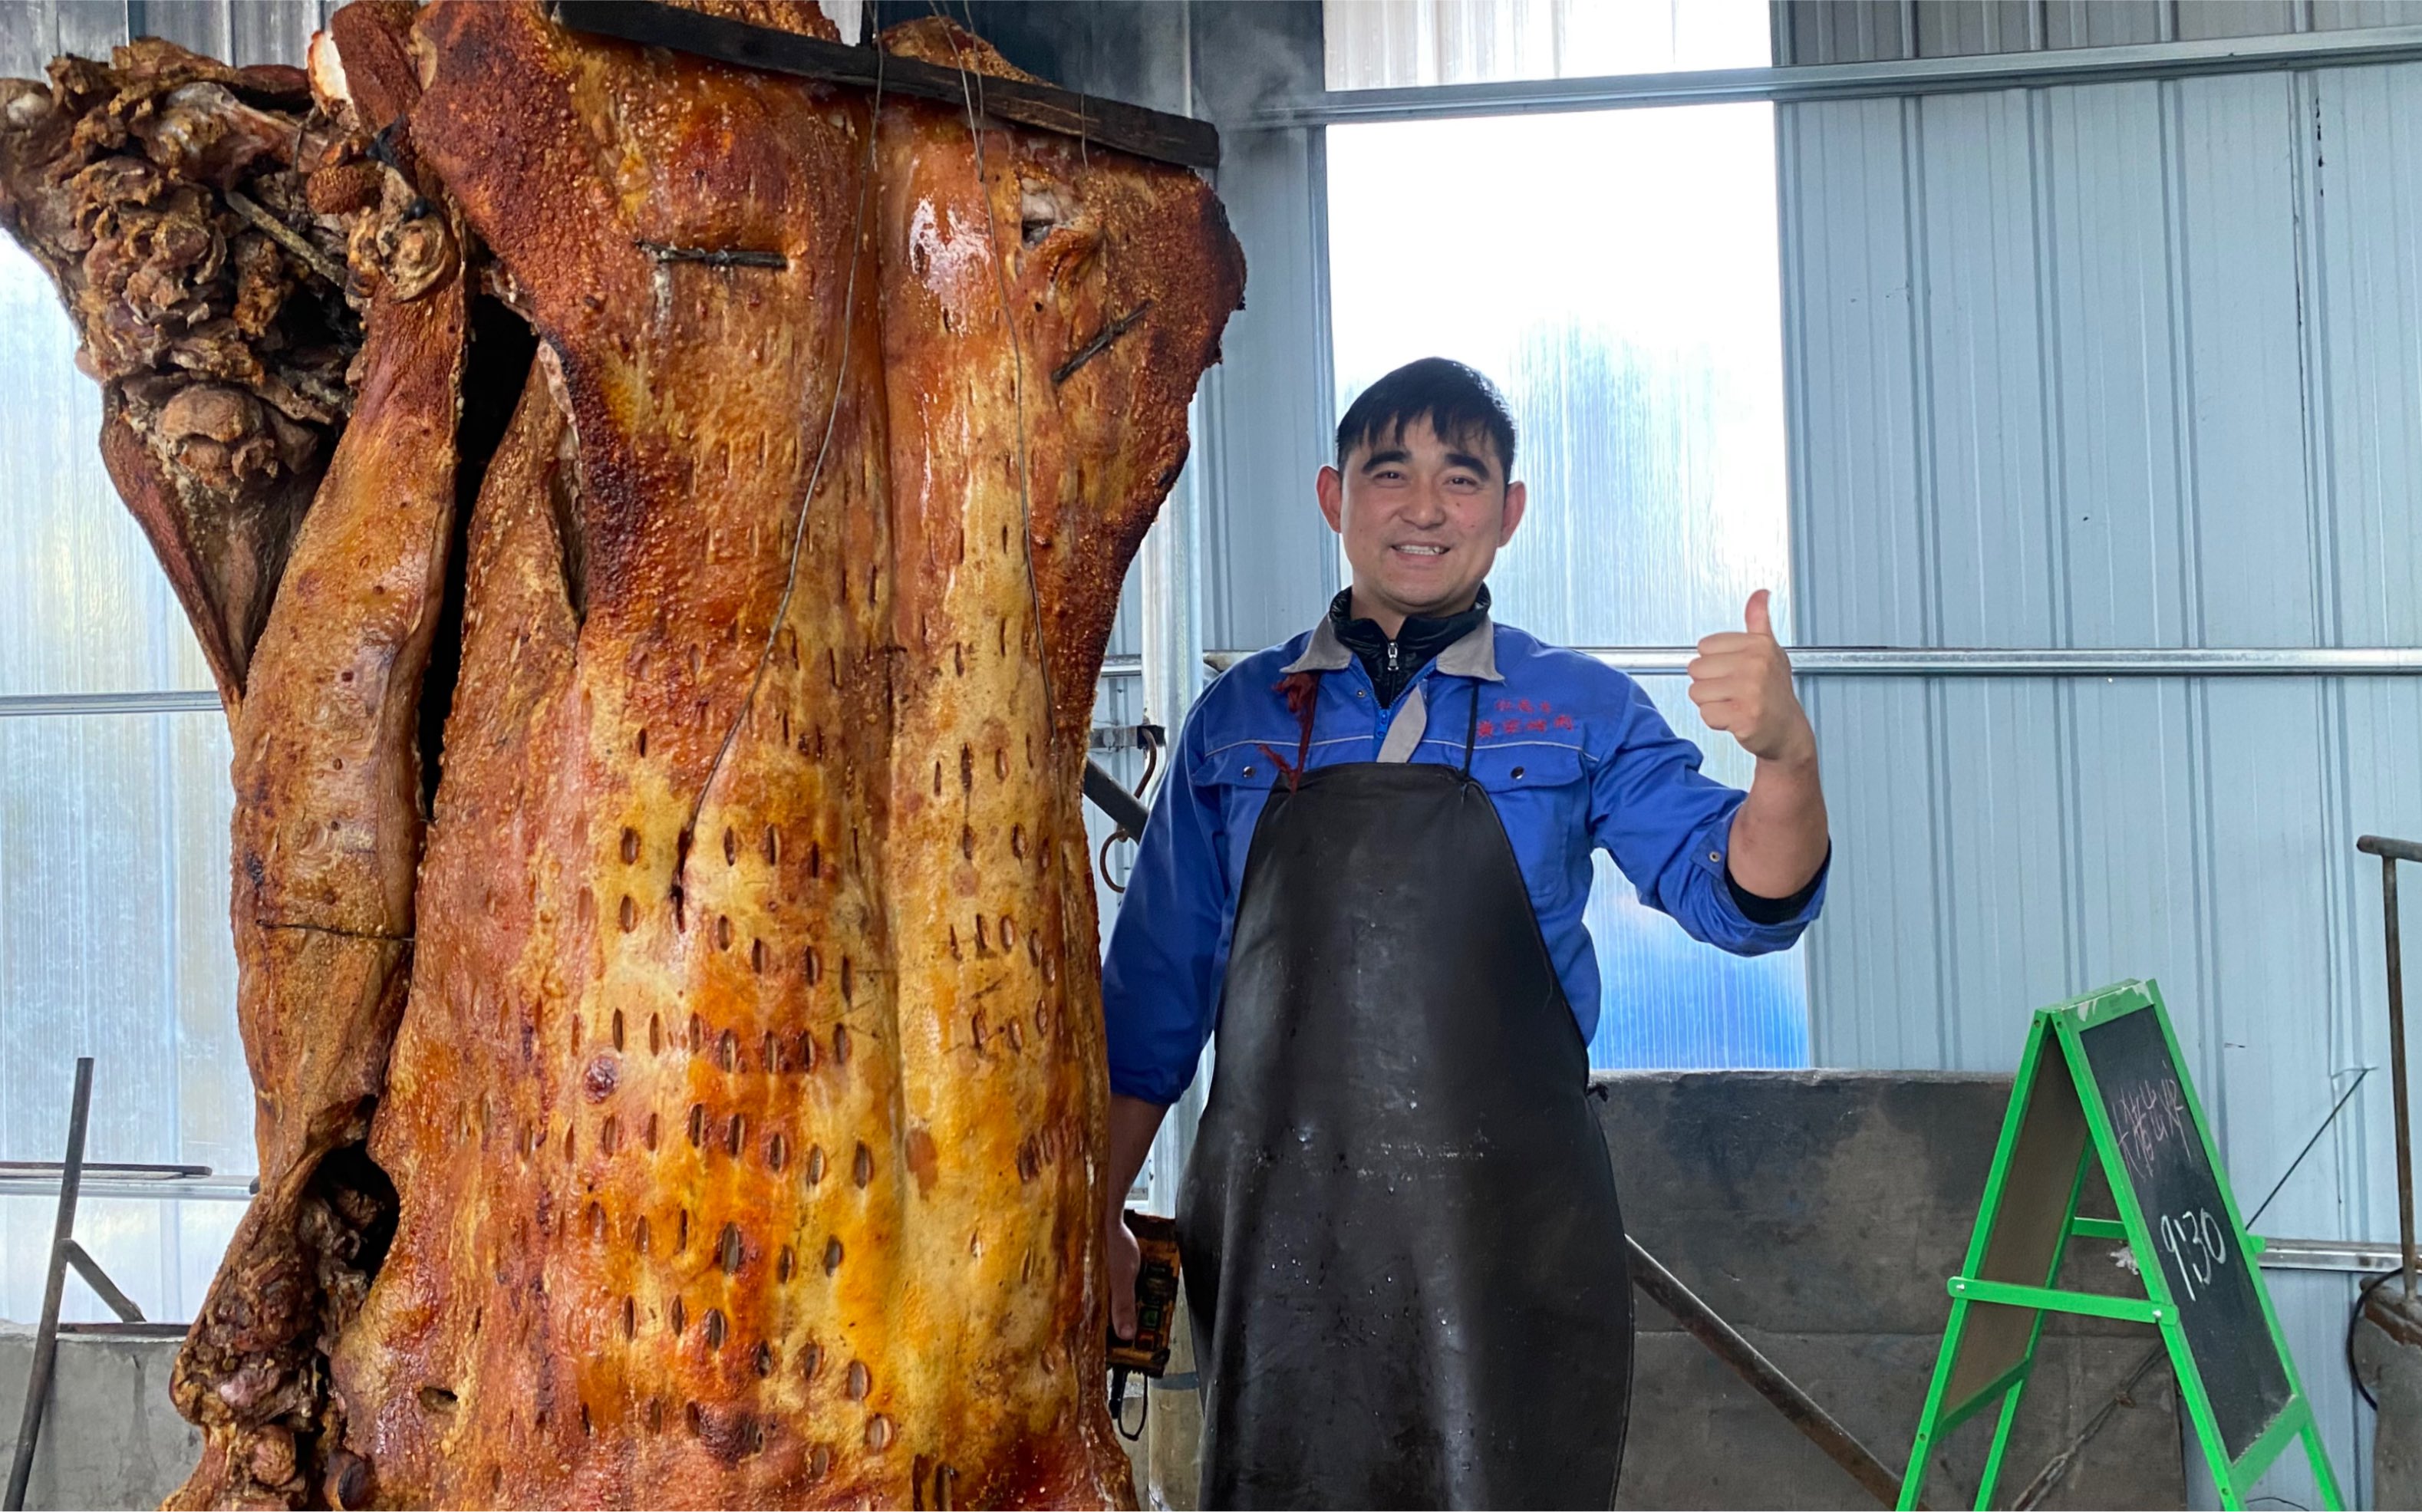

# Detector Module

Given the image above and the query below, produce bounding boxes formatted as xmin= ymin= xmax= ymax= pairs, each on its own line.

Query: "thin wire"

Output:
xmin=2248 ymin=1066 xmax=2373 ymax=1227
xmin=928 ymin=2 xmax=1061 ymax=738
xmin=680 ymin=39 xmax=888 ymax=875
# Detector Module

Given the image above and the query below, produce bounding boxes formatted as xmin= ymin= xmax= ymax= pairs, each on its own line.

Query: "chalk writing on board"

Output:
xmin=2108 ymin=1074 xmax=2191 ymax=1181
xmin=2157 ymin=1207 xmax=2230 ymax=1302
xmin=2076 ymin=999 xmax=2301 ymax=1465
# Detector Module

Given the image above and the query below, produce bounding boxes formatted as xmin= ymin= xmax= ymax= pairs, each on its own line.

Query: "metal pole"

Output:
xmin=2390 ymin=855 xmax=2416 ymax=1302
xmin=1626 ymin=1236 xmax=1915 ymax=1510
xmin=2361 ymin=837 xmax=2420 ymax=1302
xmin=1136 ymin=399 xmax=1208 ymax=1217
xmin=1244 ymin=22 xmax=2422 ymax=127
xmin=6 ymin=1057 xmax=94 ymax=1512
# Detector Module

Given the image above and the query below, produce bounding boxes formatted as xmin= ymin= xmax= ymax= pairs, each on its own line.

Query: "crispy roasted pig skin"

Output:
xmin=868 ymin=18 xmax=1244 ymax=1507
xmin=1 ymin=18 xmax=479 ymax=1511
xmin=166 ymin=189 xmax=469 ymax=1512
xmin=321 ymin=2 xmax=1236 ymax=1505
xmin=328 ymin=2 xmax=907 ymax=1504
xmin=12 ymin=0 xmax=1240 ymax=1504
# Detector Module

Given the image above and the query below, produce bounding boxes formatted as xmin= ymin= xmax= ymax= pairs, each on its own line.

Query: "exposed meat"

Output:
xmin=157 ymin=8 xmax=476 ymax=1504
xmin=0 ymin=39 xmax=361 ymax=713
xmin=3 ymin=2 xmax=1240 ymax=1506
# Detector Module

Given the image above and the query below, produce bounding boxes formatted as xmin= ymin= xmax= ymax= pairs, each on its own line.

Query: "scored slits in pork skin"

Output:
xmin=5 ymin=0 xmax=1241 ymax=1504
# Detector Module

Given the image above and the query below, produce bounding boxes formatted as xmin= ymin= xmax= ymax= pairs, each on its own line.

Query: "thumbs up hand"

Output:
xmin=1688 ymin=589 xmax=1816 ymax=766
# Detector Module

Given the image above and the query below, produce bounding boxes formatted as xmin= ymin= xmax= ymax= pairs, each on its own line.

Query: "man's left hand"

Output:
xmin=1688 ymin=589 xmax=1815 ymax=766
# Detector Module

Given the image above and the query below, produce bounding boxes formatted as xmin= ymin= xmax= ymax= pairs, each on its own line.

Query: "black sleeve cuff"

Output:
xmin=1725 ymin=845 xmax=1831 ymax=926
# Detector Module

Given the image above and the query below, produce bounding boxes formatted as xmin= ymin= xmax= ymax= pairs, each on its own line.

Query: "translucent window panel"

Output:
xmin=0 ymin=710 xmax=245 ymax=1322
xmin=0 ymin=240 xmax=219 ymax=696
xmin=1324 ymin=0 xmax=1771 ymax=91
xmin=1582 ymin=678 xmax=1807 ymax=1069
xmin=1326 ymin=107 xmax=1791 ymax=649
xmin=1327 ymin=108 xmax=1805 ymax=1070
xmin=0 ymin=1195 xmax=246 ymax=1326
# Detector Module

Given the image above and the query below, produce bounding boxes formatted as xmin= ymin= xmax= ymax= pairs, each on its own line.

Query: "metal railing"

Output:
xmin=2361 ymin=834 xmax=2422 ymax=1303
xmin=11 ymin=646 xmax=2422 ymax=721
xmin=1095 ymin=646 xmax=2422 ymax=680
xmin=1246 ymin=23 xmax=2422 ymax=129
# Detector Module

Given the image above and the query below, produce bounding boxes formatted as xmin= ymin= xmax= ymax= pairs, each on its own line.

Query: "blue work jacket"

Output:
xmin=1101 ymin=611 xmax=1827 ymax=1105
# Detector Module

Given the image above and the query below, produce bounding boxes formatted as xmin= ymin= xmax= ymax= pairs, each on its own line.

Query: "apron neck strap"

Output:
xmin=1461 ymin=681 xmax=1480 ymax=776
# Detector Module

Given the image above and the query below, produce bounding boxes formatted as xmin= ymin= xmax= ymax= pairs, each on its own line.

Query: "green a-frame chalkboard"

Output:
xmin=1900 ymin=981 xmax=2340 ymax=1510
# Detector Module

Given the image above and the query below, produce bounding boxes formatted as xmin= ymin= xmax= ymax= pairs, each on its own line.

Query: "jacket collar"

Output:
xmin=1282 ymin=607 xmax=1503 ymax=682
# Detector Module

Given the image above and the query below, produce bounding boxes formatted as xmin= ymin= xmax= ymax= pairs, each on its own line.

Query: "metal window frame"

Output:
xmin=0 ymin=690 xmax=223 ymax=719
xmin=18 ymin=646 xmax=2401 ymax=721
xmin=1098 ymin=646 xmax=2422 ymax=680
xmin=1251 ymin=22 xmax=2422 ymax=129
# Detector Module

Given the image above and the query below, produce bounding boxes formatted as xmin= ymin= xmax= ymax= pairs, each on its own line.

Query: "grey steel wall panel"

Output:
xmin=1198 ymin=127 xmax=1340 ymax=653
xmin=2178 ymin=0 xmax=2307 ymax=40
xmin=1193 ymin=1 xmax=1340 ymax=653
xmin=1781 ymin=0 xmax=1910 ymax=65
xmin=1915 ymin=0 xmax=2041 ymax=58
xmin=1782 ymin=97 xmax=1929 ymax=646
xmin=1782 ymin=58 xmax=2422 ymax=1501
xmin=2318 ymin=0 xmax=2422 ymax=25
xmin=1789 ymin=0 xmax=2422 ymax=63
xmin=2044 ymin=0 xmax=2173 ymax=49
xmin=1916 ymin=88 xmax=2058 ymax=647
xmin=2317 ymin=64 xmax=2422 ymax=647
xmin=1798 ymin=680 xmax=1945 ymax=1066
xmin=2041 ymin=82 xmax=2191 ymax=646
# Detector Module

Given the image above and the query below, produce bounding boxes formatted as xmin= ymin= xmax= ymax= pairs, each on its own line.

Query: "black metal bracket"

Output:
xmin=1083 ymin=759 xmax=1151 ymax=842
xmin=549 ymin=2 xmax=1221 ymax=169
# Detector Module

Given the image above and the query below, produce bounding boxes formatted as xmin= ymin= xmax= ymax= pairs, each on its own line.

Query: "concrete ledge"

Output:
xmin=0 ymin=1327 xmax=196 ymax=1511
xmin=1606 ymin=1069 xmax=2184 ymax=1510
xmin=1125 ymin=1069 xmax=2186 ymax=1509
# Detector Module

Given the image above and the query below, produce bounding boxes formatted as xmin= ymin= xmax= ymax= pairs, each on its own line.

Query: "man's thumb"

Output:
xmin=1745 ymin=588 xmax=1774 ymax=639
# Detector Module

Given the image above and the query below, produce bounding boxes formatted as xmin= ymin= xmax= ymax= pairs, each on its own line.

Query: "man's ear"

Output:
xmin=1498 ymin=480 xmax=1528 ymax=545
xmin=1316 ymin=465 xmax=1346 ymax=535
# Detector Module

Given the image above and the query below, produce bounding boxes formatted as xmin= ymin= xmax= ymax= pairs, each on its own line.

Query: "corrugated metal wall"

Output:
xmin=1781 ymin=0 xmax=2422 ymax=64
xmin=1779 ymin=53 xmax=2422 ymax=1502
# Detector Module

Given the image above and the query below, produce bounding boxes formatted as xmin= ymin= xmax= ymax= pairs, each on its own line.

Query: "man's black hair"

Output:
xmin=1334 ymin=357 xmax=1517 ymax=479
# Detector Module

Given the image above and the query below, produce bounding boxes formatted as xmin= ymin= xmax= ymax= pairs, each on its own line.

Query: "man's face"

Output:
xmin=1317 ymin=417 xmax=1527 ymax=632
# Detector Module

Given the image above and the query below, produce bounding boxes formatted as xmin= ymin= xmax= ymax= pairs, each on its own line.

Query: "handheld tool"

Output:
xmin=1106 ymin=1211 xmax=1181 ymax=1437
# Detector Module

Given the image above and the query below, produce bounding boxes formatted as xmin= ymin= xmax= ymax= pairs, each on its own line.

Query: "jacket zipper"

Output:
xmin=1386 ymin=641 xmax=1399 ymax=674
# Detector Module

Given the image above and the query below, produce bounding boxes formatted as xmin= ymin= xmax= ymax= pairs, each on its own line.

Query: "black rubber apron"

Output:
xmin=1176 ymin=680 xmax=1633 ymax=1510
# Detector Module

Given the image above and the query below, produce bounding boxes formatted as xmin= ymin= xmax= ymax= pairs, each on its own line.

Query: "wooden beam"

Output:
xmin=548 ymin=1 xmax=1221 ymax=170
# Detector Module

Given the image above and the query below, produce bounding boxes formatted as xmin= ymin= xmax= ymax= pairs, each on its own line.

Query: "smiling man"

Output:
xmin=1100 ymin=357 xmax=1831 ymax=1510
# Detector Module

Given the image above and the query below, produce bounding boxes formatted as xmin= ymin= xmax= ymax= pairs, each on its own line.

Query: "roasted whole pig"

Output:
xmin=0 ymin=2 xmax=1241 ymax=1506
